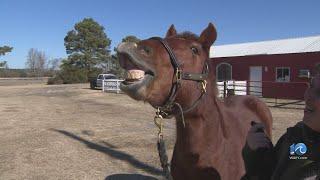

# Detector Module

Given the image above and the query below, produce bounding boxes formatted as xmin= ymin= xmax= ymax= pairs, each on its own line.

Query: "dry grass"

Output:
xmin=0 ymin=82 xmax=303 ymax=180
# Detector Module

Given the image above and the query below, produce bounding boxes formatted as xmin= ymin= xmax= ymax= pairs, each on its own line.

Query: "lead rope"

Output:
xmin=154 ymin=110 xmax=173 ymax=180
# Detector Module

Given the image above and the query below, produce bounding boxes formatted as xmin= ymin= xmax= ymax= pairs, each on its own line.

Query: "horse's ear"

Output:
xmin=199 ymin=23 xmax=217 ymax=50
xmin=165 ymin=24 xmax=177 ymax=38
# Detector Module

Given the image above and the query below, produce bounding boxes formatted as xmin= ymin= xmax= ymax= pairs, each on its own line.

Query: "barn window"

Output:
xmin=298 ymin=69 xmax=310 ymax=78
xmin=216 ymin=63 xmax=232 ymax=81
xmin=276 ymin=67 xmax=290 ymax=82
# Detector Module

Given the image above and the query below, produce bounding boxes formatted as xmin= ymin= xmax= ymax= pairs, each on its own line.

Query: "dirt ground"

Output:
xmin=0 ymin=82 xmax=303 ymax=180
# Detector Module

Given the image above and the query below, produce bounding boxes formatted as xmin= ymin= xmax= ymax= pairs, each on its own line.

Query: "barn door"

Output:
xmin=249 ymin=66 xmax=262 ymax=96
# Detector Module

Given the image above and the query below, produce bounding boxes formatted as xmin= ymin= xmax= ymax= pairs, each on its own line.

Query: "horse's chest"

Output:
xmin=172 ymin=143 xmax=244 ymax=180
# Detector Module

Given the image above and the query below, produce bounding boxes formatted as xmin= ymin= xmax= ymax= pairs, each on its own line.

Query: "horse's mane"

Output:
xmin=175 ymin=31 xmax=199 ymax=41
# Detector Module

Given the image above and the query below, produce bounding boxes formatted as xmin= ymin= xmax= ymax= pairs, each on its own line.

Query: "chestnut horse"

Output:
xmin=117 ymin=23 xmax=273 ymax=180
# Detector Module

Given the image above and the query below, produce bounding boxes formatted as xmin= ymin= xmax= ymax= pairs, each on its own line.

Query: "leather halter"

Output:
xmin=150 ymin=37 xmax=209 ymax=121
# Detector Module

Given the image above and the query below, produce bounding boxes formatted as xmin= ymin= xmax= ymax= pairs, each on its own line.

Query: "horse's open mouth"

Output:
xmin=117 ymin=50 xmax=155 ymax=96
xmin=122 ymin=69 xmax=154 ymax=86
xmin=121 ymin=56 xmax=154 ymax=85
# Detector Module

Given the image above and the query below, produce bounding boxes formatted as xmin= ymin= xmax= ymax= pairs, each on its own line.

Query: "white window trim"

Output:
xmin=216 ymin=63 xmax=232 ymax=81
xmin=275 ymin=67 xmax=290 ymax=82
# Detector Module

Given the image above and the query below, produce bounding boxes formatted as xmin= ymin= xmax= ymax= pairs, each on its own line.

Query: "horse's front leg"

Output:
xmin=171 ymin=164 xmax=221 ymax=180
xmin=171 ymin=146 xmax=221 ymax=180
xmin=196 ymin=167 xmax=221 ymax=180
xmin=170 ymin=146 xmax=188 ymax=180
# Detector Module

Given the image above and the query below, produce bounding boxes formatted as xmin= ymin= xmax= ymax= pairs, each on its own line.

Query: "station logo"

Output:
xmin=289 ymin=143 xmax=308 ymax=160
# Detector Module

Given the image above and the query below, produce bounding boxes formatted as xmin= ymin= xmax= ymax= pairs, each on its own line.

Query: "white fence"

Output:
xmin=102 ymin=79 xmax=123 ymax=93
xmin=101 ymin=79 xmax=247 ymax=96
xmin=217 ymin=80 xmax=247 ymax=97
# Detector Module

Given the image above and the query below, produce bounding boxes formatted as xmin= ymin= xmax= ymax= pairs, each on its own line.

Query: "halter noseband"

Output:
xmin=150 ymin=37 xmax=209 ymax=121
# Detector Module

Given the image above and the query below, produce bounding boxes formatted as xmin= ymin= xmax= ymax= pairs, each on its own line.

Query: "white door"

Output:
xmin=249 ymin=66 xmax=262 ymax=96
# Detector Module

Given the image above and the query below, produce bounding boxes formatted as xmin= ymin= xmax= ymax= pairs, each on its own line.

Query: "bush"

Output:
xmin=47 ymin=57 xmax=105 ymax=85
xmin=0 ymin=69 xmax=28 ymax=77
xmin=47 ymin=76 xmax=63 ymax=85
xmin=60 ymin=68 xmax=88 ymax=84
xmin=47 ymin=66 xmax=103 ymax=85
xmin=87 ymin=67 xmax=103 ymax=79
xmin=47 ymin=68 xmax=87 ymax=85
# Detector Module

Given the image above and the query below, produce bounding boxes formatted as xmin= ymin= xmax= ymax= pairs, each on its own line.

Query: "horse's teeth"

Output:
xmin=126 ymin=70 xmax=145 ymax=80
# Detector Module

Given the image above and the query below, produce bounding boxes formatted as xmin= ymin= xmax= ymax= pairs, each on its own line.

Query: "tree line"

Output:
xmin=1 ymin=18 xmax=140 ymax=82
xmin=0 ymin=47 xmax=61 ymax=78
xmin=49 ymin=18 xmax=140 ymax=84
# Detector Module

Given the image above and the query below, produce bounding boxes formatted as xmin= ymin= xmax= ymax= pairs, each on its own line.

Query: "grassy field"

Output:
xmin=0 ymin=81 xmax=303 ymax=180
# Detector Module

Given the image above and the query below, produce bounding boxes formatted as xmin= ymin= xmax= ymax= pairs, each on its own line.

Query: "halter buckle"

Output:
xmin=201 ymin=80 xmax=207 ymax=93
xmin=175 ymin=68 xmax=182 ymax=81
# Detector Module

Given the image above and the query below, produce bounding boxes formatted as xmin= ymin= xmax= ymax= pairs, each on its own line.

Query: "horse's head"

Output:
xmin=117 ymin=23 xmax=217 ymax=107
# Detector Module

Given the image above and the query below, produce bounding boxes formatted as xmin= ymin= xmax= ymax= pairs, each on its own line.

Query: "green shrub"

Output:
xmin=47 ymin=66 xmax=104 ymax=85
xmin=47 ymin=76 xmax=63 ymax=85
xmin=60 ymin=68 xmax=87 ymax=84
xmin=47 ymin=68 xmax=86 ymax=85
xmin=47 ymin=57 xmax=105 ymax=85
xmin=87 ymin=67 xmax=103 ymax=79
xmin=0 ymin=69 xmax=28 ymax=77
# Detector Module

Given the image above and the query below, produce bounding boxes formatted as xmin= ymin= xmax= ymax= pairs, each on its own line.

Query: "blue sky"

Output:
xmin=1 ymin=0 xmax=320 ymax=68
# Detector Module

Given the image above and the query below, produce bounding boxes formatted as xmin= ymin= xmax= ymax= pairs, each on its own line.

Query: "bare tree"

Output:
xmin=25 ymin=48 xmax=48 ymax=77
xmin=48 ymin=58 xmax=61 ymax=71
xmin=47 ymin=58 xmax=61 ymax=77
xmin=26 ymin=48 xmax=37 ymax=75
xmin=36 ymin=51 xmax=47 ymax=77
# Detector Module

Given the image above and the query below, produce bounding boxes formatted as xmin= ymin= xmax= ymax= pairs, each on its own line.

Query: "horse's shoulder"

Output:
xmin=222 ymin=95 xmax=261 ymax=106
xmin=243 ymin=95 xmax=264 ymax=105
xmin=222 ymin=95 xmax=270 ymax=120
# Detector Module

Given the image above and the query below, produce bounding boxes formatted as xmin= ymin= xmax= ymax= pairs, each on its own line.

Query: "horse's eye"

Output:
xmin=191 ymin=47 xmax=199 ymax=55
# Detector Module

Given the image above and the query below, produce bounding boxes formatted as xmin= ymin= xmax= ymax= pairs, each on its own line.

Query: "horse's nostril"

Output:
xmin=144 ymin=47 xmax=150 ymax=54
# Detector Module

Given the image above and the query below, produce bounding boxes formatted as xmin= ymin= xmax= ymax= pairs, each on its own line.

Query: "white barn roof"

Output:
xmin=210 ymin=35 xmax=320 ymax=58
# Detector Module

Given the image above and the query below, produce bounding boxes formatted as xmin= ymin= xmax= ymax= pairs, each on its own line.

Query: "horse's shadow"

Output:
xmin=105 ymin=173 xmax=158 ymax=180
xmin=50 ymin=129 xmax=163 ymax=178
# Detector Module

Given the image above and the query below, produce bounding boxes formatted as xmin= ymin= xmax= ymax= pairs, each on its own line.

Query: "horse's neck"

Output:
xmin=174 ymin=84 xmax=226 ymax=153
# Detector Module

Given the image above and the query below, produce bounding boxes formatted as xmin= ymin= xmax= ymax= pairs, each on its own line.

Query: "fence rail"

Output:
xmin=102 ymin=79 xmax=123 ymax=93
xmin=217 ymin=80 xmax=308 ymax=110
xmin=101 ymin=79 xmax=307 ymax=109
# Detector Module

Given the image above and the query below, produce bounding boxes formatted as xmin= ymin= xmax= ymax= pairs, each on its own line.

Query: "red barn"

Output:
xmin=209 ymin=35 xmax=320 ymax=99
